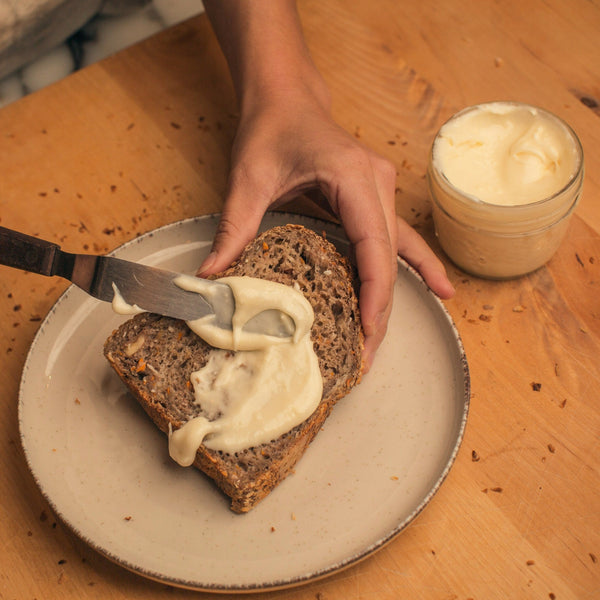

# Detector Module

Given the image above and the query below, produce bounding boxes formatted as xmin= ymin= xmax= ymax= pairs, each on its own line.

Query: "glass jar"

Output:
xmin=427 ymin=102 xmax=584 ymax=279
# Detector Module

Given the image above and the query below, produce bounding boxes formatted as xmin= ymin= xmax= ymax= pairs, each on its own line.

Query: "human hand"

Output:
xmin=198 ymin=91 xmax=454 ymax=370
xmin=201 ymin=0 xmax=454 ymax=369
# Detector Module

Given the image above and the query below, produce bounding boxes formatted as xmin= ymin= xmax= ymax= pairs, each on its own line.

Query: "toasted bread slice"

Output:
xmin=104 ymin=224 xmax=363 ymax=512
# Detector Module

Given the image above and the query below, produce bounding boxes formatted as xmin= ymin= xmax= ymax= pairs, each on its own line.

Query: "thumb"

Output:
xmin=197 ymin=207 xmax=264 ymax=277
xmin=197 ymin=186 xmax=268 ymax=277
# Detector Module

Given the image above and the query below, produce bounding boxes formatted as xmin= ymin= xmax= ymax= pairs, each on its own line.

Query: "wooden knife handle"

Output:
xmin=0 ymin=226 xmax=60 ymax=276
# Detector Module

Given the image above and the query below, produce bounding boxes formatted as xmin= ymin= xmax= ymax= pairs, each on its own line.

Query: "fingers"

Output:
xmin=197 ymin=96 xmax=450 ymax=378
xmin=197 ymin=164 xmax=274 ymax=277
xmin=396 ymin=216 xmax=455 ymax=299
xmin=354 ymin=234 xmax=394 ymax=373
xmin=329 ymin=150 xmax=397 ymax=372
xmin=197 ymin=211 xmax=258 ymax=277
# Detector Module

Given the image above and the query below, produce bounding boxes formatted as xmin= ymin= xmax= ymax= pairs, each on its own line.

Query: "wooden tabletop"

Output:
xmin=1 ymin=1 xmax=598 ymax=598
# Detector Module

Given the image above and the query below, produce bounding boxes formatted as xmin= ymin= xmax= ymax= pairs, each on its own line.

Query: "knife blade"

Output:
xmin=0 ymin=226 xmax=294 ymax=336
xmin=0 ymin=225 xmax=233 ymax=324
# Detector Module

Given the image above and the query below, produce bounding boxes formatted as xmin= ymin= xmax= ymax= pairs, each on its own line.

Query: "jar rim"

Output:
xmin=430 ymin=101 xmax=584 ymax=212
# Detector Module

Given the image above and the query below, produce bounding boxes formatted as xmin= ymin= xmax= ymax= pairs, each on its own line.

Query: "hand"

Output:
xmin=201 ymin=0 xmax=454 ymax=369
xmin=198 ymin=90 xmax=454 ymax=370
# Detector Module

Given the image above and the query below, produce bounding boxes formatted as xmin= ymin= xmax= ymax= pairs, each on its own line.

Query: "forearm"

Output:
xmin=203 ymin=0 xmax=330 ymax=113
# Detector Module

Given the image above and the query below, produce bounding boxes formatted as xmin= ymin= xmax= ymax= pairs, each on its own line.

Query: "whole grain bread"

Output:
xmin=104 ymin=224 xmax=363 ymax=512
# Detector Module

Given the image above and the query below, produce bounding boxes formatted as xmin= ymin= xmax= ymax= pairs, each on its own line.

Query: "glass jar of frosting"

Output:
xmin=427 ymin=102 xmax=584 ymax=279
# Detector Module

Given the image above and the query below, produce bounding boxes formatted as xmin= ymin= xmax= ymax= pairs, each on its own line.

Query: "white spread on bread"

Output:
xmin=172 ymin=275 xmax=310 ymax=350
xmin=166 ymin=275 xmax=323 ymax=462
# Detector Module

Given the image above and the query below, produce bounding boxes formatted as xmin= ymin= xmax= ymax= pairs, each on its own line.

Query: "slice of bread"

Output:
xmin=104 ymin=224 xmax=364 ymax=512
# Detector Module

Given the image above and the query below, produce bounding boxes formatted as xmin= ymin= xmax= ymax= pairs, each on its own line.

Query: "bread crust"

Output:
xmin=104 ymin=224 xmax=363 ymax=512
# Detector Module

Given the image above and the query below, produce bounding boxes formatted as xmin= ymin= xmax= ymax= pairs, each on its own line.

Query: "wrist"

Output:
xmin=205 ymin=0 xmax=331 ymax=115
xmin=239 ymin=59 xmax=331 ymax=119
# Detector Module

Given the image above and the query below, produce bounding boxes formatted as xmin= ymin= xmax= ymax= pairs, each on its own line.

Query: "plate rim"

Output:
xmin=18 ymin=212 xmax=470 ymax=593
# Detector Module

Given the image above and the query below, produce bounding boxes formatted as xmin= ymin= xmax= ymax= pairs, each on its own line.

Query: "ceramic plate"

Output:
xmin=19 ymin=213 xmax=469 ymax=592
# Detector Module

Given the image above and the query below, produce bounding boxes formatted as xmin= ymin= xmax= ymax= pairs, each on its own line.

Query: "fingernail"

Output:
xmin=198 ymin=251 xmax=217 ymax=276
xmin=361 ymin=349 xmax=372 ymax=374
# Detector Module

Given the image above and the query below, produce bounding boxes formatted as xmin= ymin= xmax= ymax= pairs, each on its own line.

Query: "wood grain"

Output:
xmin=0 ymin=1 xmax=598 ymax=598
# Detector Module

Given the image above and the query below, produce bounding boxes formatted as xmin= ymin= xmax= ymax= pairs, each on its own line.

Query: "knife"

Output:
xmin=0 ymin=226 xmax=293 ymax=337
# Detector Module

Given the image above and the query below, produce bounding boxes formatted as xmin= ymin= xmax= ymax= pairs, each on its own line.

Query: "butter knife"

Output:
xmin=0 ymin=225 xmax=292 ymax=336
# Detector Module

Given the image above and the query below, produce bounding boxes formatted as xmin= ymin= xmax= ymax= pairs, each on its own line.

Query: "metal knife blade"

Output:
xmin=0 ymin=225 xmax=233 ymax=324
xmin=62 ymin=252 xmax=235 ymax=323
xmin=0 ymin=226 xmax=296 ymax=337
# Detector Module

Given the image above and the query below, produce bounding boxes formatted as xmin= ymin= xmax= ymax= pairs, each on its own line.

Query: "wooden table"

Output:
xmin=1 ymin=1 xmax=598 ymax=598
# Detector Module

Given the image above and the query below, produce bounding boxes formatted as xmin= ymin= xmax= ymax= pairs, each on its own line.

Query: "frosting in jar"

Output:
xmin=432 ymin=102 xmax=579 ymax=206
xmin=428 ymin=102 xmax=584 ymax=279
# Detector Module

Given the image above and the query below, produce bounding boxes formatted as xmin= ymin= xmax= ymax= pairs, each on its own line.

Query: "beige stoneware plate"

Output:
xmin=19 ymin=213 xmax=469 ymax=592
